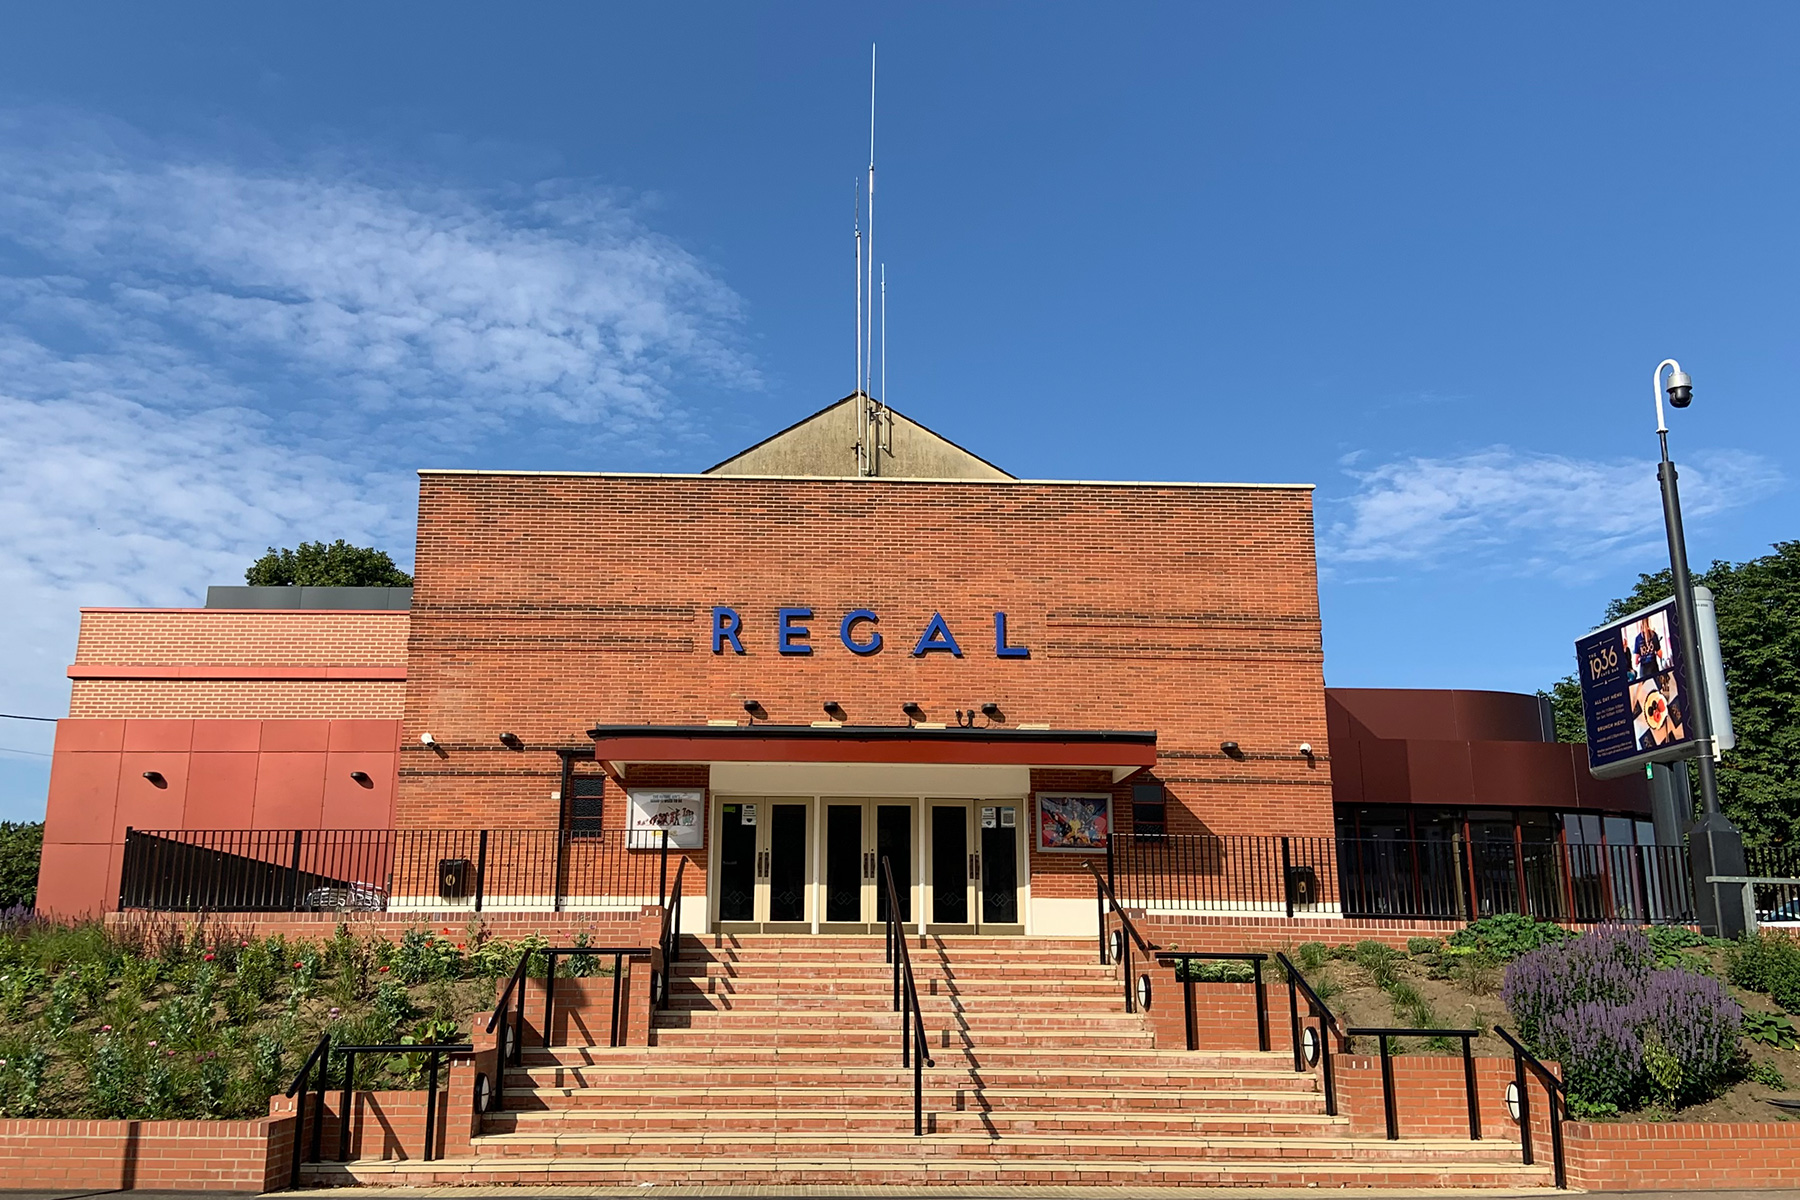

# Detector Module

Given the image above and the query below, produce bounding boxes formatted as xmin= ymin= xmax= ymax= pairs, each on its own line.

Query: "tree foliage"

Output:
xmin=1543 ymin=542 xmax=1800 ymax=847
xmin=0 ymin=822 xmax=43 ymax=910
xmin=244 ymin=540 xmax=412 ymax=588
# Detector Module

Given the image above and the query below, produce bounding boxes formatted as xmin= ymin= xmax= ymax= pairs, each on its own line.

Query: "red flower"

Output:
xmin=292 ymin=962 xmax=303 ymax=969
xmin=203 ymin=953 xmax=215 ymax=962
xmin=378 ymin=965 xmax=389 ymax=973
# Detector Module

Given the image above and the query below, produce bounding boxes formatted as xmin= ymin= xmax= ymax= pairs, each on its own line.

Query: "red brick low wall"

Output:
xmin=105 ymin=906 xmax=662 ymax=946
xmin=0 ymin=1115 xmax=292 ymax=1191
xmin=1336 ymin=1053 xmax=1522 ymax=1142
xmin=1140 ymin=912 xmax=1473 ymax=950
xmin=1565 ymin=1119 xmax=1800 ymax=1190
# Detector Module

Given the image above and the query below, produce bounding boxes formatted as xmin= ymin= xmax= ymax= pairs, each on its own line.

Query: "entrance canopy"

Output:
xmin=587 ymin=723 xmax=1157 ymax=789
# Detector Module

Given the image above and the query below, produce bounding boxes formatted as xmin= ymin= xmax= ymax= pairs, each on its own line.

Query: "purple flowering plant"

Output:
xmin=1503 ymin=925 xmax=1742 ymax=1115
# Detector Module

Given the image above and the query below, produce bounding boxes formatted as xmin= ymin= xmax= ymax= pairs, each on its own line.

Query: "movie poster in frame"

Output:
xmin=627 ymin=789 xmax=704 ymax=849
xmin=1036 ymin=792 xmax=1111 ymax=853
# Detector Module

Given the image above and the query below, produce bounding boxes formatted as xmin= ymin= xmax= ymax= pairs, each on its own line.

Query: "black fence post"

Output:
xmin=1514 ymin=1048 xmax=1534 ymax=1166
xmin=289 ymin=830 xmax=305 ymax=912
xmin=1462 ymin=1032 xmax=1481 ymax=1140
xmin=659 ymin=829 xmax=669 ymax=908
xmin=338 ymin=1050 xmax=356 ymax=1162
xmin=1376 ymin=1033 xmax=1398 ymax=1140
xmin=422 ymin=1049 xmax=440 ymax=1163
xmin=474 ymin=829 xmax=488 ymax=913
xmin=1281 ymin=837 xmax=1294 ymax=918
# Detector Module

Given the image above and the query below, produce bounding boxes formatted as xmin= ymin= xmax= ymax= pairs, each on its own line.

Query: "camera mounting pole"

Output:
xmin=1652 ymin=358 xmax=1745 ymax=936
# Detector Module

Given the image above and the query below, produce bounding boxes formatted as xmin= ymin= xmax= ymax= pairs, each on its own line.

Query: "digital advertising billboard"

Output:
xmin=1575 ymin=596 xmax=1700 ymax=779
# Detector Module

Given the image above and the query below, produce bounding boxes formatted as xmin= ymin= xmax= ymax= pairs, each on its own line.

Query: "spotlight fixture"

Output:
xmin=142 ymin=770 xmax=166 ymax=787
xmin=743 ymin=699 xmax=767 ymax=721
xmin=1220 ymin=741 xmax=1243 ymax=758
xmin=350 ymin=770 xmax=373 ymax=787
xmin=902 ymin=702 xmax=926 ymax=722
xmin=823 ymin=701 xmax=847 ymax=721
xmin=499 ymin=732 xmax=523 ymax=750
xmin=980 ymin=702 xmax=1001 ymax=719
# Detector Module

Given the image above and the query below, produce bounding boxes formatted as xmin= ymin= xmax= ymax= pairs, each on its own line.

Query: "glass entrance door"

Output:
xmin=928 ymin=801 xmax=1024 ymax=933
xmin=821 ymin=799 xmax=915 ymax=931
xmin=714 ymin=798 xmax=812 ymax=930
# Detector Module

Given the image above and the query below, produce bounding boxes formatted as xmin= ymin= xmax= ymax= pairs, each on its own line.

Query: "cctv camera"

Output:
xmin=1666 ymin=369 xmax=1693 ymax=408
xmin=1299 ymin=742 xmax=1313 ymax=756
xmin=419 ymin=732 xmax=437 ymax=747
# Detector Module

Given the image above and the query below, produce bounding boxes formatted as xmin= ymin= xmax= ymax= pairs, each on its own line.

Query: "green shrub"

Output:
xmin=1406 ymin=936 xmax=1443 ymax=956
xmin=1743 ymin=1010 xmax=1800 ymax=1049
xmin=1294 ymin=942 xmax=1328 ymax=974
xmin=0 ymin=822 xmax=42 ymax=910
xmin=1449 ymin=913 xmax=1572 ymax=962
xmin=1747 ymin=1060 xmax=1789 ymax=1090
xmin=1729 ymin=932 xmax=1800 ymax=1012
xmin=1353 ymin=940 xmax=1401 ymax=987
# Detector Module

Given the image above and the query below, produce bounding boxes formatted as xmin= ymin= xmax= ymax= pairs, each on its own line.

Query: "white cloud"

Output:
xmin=1323 ymin=445 xmax=1782 ymax=580
xmin=0 ymin=114 xmax=757 ymax=796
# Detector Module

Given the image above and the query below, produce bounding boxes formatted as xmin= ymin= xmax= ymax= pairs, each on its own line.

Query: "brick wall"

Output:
xmin=1565 ymin=1120 xmax=1800 ymax=1190
xmin=399 ymin=473 xmax=1329 ymax=842
xmin=75 ymin=607 xmax=409 ymax=664
xmin=0 ymin=1116 xmax=288 ymax=1191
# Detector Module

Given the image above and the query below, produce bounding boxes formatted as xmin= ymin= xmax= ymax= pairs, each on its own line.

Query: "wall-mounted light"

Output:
xmin=902 ymin=702 xmax=926 ymax=723
xmin=350 ymin=770 xmax=373 ymax=787
xmin=1220 ymin=741 xmax=1243 ymax=759
xmin=141 ymin=770 xmax=166 ymax=788
xmin=981 ymin=702 xmax=1001 ymax=720
xmin=499 ymin=732 xmax=523 ymax=750
xmin=823 ymin=701 xmax=847 ymax=721
xmin=743 ymin=699 xmax=767 ymax=722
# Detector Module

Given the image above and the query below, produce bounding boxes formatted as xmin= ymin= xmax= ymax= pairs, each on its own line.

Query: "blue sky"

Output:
xmin=1 ymin=4 xmax=1795 ymax=820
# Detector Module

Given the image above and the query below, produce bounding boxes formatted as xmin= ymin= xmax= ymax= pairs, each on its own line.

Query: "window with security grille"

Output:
xmin=1131 ymin=782 xmax=1167 ymax=839
xmin=569 ymin=775 xmax=607 ymax=836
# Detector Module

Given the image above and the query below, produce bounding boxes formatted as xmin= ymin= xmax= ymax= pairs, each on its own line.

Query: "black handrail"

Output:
xmin=1494 ymin=1024 xmax=1568 ymax=1189
xmin=284 ymin=1033 xmax=472 ymax=1182
xmin=1086 ymin=860 xmax=1157 ymax=1013
xmin=1344 ymin=1026 xmax=1482 ymax=1141
xmin=482 ymin=944 xmax=654 ymax=1113
xmin=881 ymin=854 xmax=934 ymax=1136
xmin=1154 ymin=952 xmax=1270 ymax=1051
xmin=1274 ymin=952 xmax=1339 ymax=1116
xmin=284 ymin=1033 xmax=332 ymax=1188
xmin=658 ymin=856 xmax=687 ymax=1007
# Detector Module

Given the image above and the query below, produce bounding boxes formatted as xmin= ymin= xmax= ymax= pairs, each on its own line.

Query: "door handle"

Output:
xmin=969 ymin=853 xmax=978 ymax=879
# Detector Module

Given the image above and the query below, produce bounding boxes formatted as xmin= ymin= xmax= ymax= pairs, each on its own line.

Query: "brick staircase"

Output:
xmin=312 ymin=934 xmax=1554 ymax=1187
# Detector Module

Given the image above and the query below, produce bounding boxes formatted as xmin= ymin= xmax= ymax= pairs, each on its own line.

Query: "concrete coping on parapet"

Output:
xmin=416 ymin=468 xmax=1315 ymax=491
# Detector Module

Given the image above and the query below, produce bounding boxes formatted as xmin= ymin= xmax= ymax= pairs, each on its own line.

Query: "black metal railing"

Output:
xmin=483 ymin=943 xmax=654 ymax=1113
xmin=656 ymin=856 xmax=687 ymax=1007
xmin=1345 ymin=1025 xmax=1481 ymax=1141
xmin=118 ymin=826 xmax=675 ymax=913
xmin=1494 ymin=1025 xmax=1567 ymax=1188
xmin=1274 ymin=952 xmax=1339 ymax=1116
xmin=1111 ymin=832 xmax=1698 ymax=925
xmin=1088 ymin=860 xmax=1158 ymax=1014
xmin=881 ymin=855 xmax=933 ymax=1136
xmin=284 ymin=1032 xmax=471 ymax=1186
xmin=1154 ymin=952 xmax=1270 ymax=1052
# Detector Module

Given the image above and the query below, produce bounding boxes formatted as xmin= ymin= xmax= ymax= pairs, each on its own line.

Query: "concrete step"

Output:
xmin=498 ymin=1083 xmax=1329 ymax=1114
xmin=304 ymin=1155 xmax=1553 ymax=1189
xmin=466 ymin=1131 xmax=1529 ymax=1166
xmin=482 ymin=1111 xmax=1348 ymax=1138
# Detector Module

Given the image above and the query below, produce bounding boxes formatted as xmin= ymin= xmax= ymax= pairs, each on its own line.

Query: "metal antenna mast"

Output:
xmin=864 ymin=44 xmax=878 ymax=475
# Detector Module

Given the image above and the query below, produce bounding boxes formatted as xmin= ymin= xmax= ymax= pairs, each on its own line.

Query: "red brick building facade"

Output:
xmin=36 ymin=398 xmax=1652 ymax=928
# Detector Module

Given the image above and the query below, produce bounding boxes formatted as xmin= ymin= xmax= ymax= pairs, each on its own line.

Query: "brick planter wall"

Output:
xmin=0 ymin=1115 xmax=292 ymax=1191
xmin=1565 ymin=1120 xmax=1800 ymax=1190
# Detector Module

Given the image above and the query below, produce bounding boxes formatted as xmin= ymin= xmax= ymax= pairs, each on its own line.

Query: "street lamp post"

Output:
xmin=1652 ymin=359 xmax=1746 ymax=937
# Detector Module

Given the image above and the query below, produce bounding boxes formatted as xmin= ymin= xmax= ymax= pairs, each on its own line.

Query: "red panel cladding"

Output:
xmin=1403 ymin=739 xmax=1476 ymax=807
xmin=250 ymin=753 xmax=328 ymax=828
xmin=114 ymin=753 xmax=189 ymax=838
xmin=120 ymin=719 xmax=194 ymax=752
xmin=322 ymin=752 xmax=396 ymax=829
xmin=33 ymin=842 xmax=116 ymax=918
xmin=53 ymin=719 xmax=126 ymax=753
xmin=191 ymin=720 xmax=264 ymax=752
xmin=1356 ymin=737 xmax=1411 ymax=806
xmin=1470 ymin=739 xmax=1578 ymax=810
xmin=259 ymin=720 xmax=331 ymax=753
xmin=328 ymin=719 xmax=402 ymax=753
xmin=42 ymin=751 xmax=122 ymax=844
xmin=184 ymin=753 xmax=262 ymax=828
